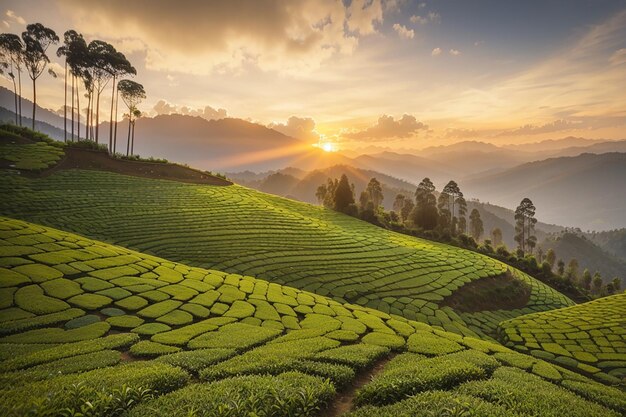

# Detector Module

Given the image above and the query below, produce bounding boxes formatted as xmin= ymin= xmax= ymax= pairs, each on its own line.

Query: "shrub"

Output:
xmin=130 ymin=340 xmax=182 ymax=358
xmin=0 ymin=308 xmax=84 ymax=334
xmin=151 ymin=317 xmax=236 ymax=346
xmin=155 ymin=348 xmax=236 ymax=373
xmin=0 ymin=321 xmax=110 ymax=344
xmin=361 ymin=332 xmax=405 ymax=350
xmin=561 ymin=379 xmax=626 ymax=414
xmin=345 ymin=390 xmax=516 ymax=417
xmin=200 ymin=336 xmax=340 ymax=381
xmin=14 ymin=285 xmax=70 ymax=315
xmin=129 ymin=372 xmax=334 ymax=417
xmin=1 ymin=362 xmax=189 ymax=416
xmin=355 ymin=352 xmax=488 ymax=406
xmin=407 ymin=330 xmax=465 ymax=355
xmin=187 ymin=322 xmax=281 ymax=350
xmin=314 ymin=343 xmax=390 ymax=370
xmin=457 ymin=367 xmax=619 ymax=417
xmin=0 ymin=333 xmax=138 ymax=372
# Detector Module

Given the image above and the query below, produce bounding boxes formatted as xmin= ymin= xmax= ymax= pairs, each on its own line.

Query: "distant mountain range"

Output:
xmin=463 ymin=152 xmax=626 ymax=231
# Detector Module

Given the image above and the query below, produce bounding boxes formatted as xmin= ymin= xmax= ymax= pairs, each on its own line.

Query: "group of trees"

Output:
xmin=0 ymin=22 xmax=146 ymax=156
xmin=316 ymin=174 xmax=622 ymax=302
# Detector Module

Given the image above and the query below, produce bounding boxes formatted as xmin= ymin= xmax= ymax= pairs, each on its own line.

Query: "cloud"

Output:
xmin=268 ymin=116 xmax=319 ymax=141
xmin=5 ymin=10 xmax=25 ymax=25
xmin=152 ymin=100 xmax=227 ymax=121
xmin=410 ymin=11 xmax=440 ymax=24
xmin=431 ymin=47 xmax=442 ymax=56
xmin=502 ymin=119 xmax=579 ymax=136
xmin=392 ymin=23 xmax=414 ymax=39
xmin=343 ymin=114 xmax=428 ymax=140
xmin=348 ymin=0 xmax=384 ymax=35
xmin=61 ymin=0 xmax=389 ymax=75
xmin=449 ymin=49 xmax=461 ymax=56
xmin=609 ymin=48 xmax=626 ymax=65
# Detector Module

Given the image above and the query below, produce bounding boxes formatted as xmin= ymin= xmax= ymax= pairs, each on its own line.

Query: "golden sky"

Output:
xmin=2 ymin=0 xmax=625 ymax=150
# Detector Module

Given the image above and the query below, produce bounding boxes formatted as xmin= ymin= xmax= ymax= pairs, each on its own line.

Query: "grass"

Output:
xmin=0 ymin=166 xmax=573 ymax=338
xmin=0 ymin=215 xmax=623 ymax=416
xmin=497 ymin=293 xmax=626 ymax=384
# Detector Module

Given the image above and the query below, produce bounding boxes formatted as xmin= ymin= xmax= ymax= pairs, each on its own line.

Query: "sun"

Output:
xmin=321 ymin=142 xmax=335 ymax=152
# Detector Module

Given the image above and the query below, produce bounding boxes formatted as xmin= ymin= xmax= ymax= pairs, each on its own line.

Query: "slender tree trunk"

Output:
xmin=95 ymin=89 xmax=101 ymax=144
xmin=131 ymin=121 xmax=136 ymax=155
xmin=113 ymin=88 xmax=119 ymax=154
xmin=76 ymin=81 xmax=81 ymax=140
xmin=63 ymin=61 xmax=67 ymax=142
xmin=17 ymin=68 xmax=22 ymax=126
xmin=109 ymin=75 xmax=115 ymax=153
xmin=71 ymin=74 xmax=75 ymax=141
xmin=126 ymin=115 xmax=132 ymax=156
xmin=11 ymin=65 xmax=18 ymax=125
xmin=90 ymin=92 xmax=95 ymax=140
xmin=31 ymin=77 xmax=36 ymax=130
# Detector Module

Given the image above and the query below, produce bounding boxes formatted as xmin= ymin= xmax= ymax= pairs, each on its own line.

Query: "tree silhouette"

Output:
xmin=334 ymin=174 xmax=356 ymax=215
xmin=0 ymin=33 xmax=24 ymax=126
xmin=545 ymin=248 xmax=556 ymax=270
xmin=21 ymin=23 xmax=59 ymax=129
xmin=592 ymin=271 xmax=603 ymax=294
xmin=469 ymin=208 xmax=483 ymax=241
xmin=491 ymin=227 xmax=503 ymax=247
xmin=108 ymin=51 xmax=135 ymax=153
xmin=117 ymin=79 xmax=145 ymax=156
xmin=581 ymin=269 xmax=592 ymax=290
xmin=514 ymin=198 xmax=537 ymax=255
xmin=365 ymin=178 xmax=384 ymax=208
xmin=414 ymin=177 xmax=438 ymax=230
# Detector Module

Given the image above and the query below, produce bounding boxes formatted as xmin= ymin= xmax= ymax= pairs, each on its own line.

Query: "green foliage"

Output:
xmin=155 ymin=348 xmax=235 ymax=373
xmin=498 ymin=293 xmax=626 ymax=382
xmin=355 ymin=351 xmax=493 ymax=406
xmin=0 ymin=321 xmax=110 ymax=344
xmin=407 ymin=330 xmax=465 ymax=355
xmin=458 ymin=367 xmax=619 ymax=417
xmin=129 ymin=372 xmax=335 ymax=417
xmin=187 ymin=322 xmax=281 ymax=350
xmin=130 ymin=340 xmax=182 ymax=358
xmin=1 ymin=362 xmax=189 ymax=416
xmin=314 ymin=343 xmax=390 ymax=370
xmin=346 ymin=390 xmax=517 ymax=417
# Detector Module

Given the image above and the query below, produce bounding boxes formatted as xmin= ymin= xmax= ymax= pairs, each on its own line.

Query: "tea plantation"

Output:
xmin=0 ymin=217 xmax=624 ymax=416
xmin=0 ymin=167 xmax=573 ymax=339
xmin=498 ymin=293 xmax=626 ymax=384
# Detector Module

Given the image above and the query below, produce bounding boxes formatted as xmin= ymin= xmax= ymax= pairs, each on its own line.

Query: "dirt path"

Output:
xmin=320 ymin=354 xmax=394 ymax=417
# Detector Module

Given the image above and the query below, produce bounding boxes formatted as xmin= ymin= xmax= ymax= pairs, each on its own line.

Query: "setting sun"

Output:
xmin=321 ymin=142 xmax=335 ymax=152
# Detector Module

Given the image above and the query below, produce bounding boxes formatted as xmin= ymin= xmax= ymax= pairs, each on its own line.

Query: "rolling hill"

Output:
xmin=1 ymin=217 xmax=623 ymax=416
xmin=463 ymin=152 xmax=626 ymax=231
xmin=1 ymin=126 xmax=625 ymax=416
xmin=0 ymin=130 xmax=574 ymax=341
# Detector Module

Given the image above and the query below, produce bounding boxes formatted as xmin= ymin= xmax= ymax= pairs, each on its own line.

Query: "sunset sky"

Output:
xmin=2 ymin=0 xmax=625 ymax=150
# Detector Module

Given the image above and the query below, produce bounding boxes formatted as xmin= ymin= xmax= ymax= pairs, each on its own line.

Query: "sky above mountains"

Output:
xmin=1 ymin=0 xmax=625 ymax=150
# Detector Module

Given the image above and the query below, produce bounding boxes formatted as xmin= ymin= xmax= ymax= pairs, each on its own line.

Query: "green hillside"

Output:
xmin=0 ymin=165 xmax=573 ymax=339
xmin=0 ymin=217 xmax=624 ymax=417
xmin=498 ymin=293 xmax=626 ymax=384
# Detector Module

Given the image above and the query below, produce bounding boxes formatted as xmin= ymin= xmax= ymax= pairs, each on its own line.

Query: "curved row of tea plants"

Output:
xmin=497 ymin=293 xmax=626 ymax=384
xmin=0 ymin=217 xmax=623 ymax=416
xmin=348 ymin=332 xmax=625 ymax=416
xmin=0 ymin=166 xmax=573 ymax=337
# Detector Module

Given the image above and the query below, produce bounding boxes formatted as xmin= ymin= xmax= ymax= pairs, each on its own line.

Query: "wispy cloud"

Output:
xmin=343 ymin=114 xmax=427 ymax=141
xmin=393 ymin=23 xmax=414 ymax=39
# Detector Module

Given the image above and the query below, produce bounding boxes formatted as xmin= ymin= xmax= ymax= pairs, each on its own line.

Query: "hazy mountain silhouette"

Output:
xmin=463 ymin=152 xmax=626 ymax=230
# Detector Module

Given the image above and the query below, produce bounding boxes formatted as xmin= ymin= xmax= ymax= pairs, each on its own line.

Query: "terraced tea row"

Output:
xmin=0 ymin=140 xmax=64 ymax=171
xmin=0 ymin=169 xmax=573 ymax=336
xmin=1 ymin=217 xmax=622 ymax=417
xmin=497 ymin=293 xmax=626 ymax=384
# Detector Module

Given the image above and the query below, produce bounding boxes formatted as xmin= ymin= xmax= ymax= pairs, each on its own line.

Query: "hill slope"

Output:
xmin=0 ymin=217 xmax=623 ymax=416
xmin=539 ymin=233 xmax=626 ymax=285
xmin=497 ymin=293 xmax=626 ymax=384
xmin=0 ymin=152 xmax=573 ymax=339
xmin=463 ymin=153 xmax=626 ymax=230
